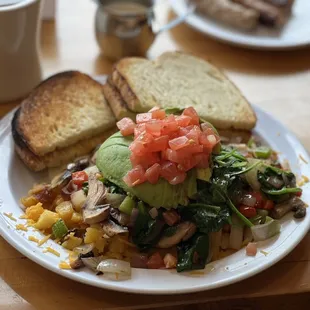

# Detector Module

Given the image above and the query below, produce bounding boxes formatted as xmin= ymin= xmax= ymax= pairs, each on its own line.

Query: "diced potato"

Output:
xmin=71 ymin=212 xmax=83 ymax=224
xmin=52 ymin=195 xmax=64 ymax=208
xmin=84 ymin=227 xmax=102 ymax=244
xmin=95 ymin=236 xmax=108 ymax=253
xmin=21 ymin=196 xmax=38 ymax=208
xmin=108 ymin=236 xmax=126 ymax=254
xmin=55 ymin=201 xmax=74 ymax=222
xmin=28 ymin=184 xmax=46 ymax=195
xmin=62 ymin=235 xmax=83 ymax=250
xmin=35 ymin=210 xmax=59 ymax=230
xmin=25 ymin=202 xmax=44 ymax=221
xmin=70 ymin=190 xmax=86 ymax=212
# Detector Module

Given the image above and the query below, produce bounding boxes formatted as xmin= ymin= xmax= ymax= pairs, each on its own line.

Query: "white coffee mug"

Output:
xmin=0 ymin=0 xmax=42 ymax=102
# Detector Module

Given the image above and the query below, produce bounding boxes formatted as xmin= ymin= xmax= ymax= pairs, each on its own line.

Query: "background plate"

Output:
xmin=170 ymin=0 xmax=310 ymax=50
xmin=0 ymin=96 xmax=310 ymax=294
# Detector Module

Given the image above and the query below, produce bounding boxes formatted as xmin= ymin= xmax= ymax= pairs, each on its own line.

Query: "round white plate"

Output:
xmin=170 ymin=0 xmax=310 ymax=50
xmin=0 ymin=104 xmax=310 ymax=294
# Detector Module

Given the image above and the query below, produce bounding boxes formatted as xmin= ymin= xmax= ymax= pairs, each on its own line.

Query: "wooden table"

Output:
xmin=1 ymin=1 xmax=310 ymax=309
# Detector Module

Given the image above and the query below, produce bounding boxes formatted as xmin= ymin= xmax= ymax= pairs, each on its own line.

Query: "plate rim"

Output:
xmin=169 ymin=0 xmax=310 ymax=50
xmin=0 ymin=103 xmax=310 ymax=295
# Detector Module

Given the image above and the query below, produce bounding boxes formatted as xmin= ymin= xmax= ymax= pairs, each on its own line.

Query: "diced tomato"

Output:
xmin=177 ymin=157 xmax=197 ymax=172
xmin=145 ymin=163 xmax=161 ymax=184
xmin=263 ymin=200 xmax=274 ymax=210
xmin=117 ymin=117 xmax=136 ymax=136
xmin=175 ymin=115 xmax=192 ymax=127
xmin=129 ymin=140 xmax=146 ymax=156
xmin=145 ymin=120 xmax=162 ymax=137
xmin=147 ymin=135 xmax=169 ymax=152
xmin=163 ymin=253 xmax=177 ymax=269
xmin=161 ymin=115 xmax=179 ymax=135
xmin=160 ymin=161 xmax=179 ymax=181
xmin=136 ymin=131 xmax=154 ymax=145
xmin=252 ymin=192 xmax=264 ymax=209
xmin=296 ymin=190 xmax=302 ymax=197
xmin=168 ymin=172 xmax=186 ymax=185
xmin=246 ymin=242 xmax=257 ymax=256
xmin=130 ymin=152 xmax=160 ymax=169
xmin=181 ymin=143 xmax=204 ymax=154
xmin=183 ymin=107 xmax=199 ymax=125
xmin=195 ymin=153 xmax=210 ymax=168
xmin=151 ymin=109 xmax=166 ymax=120
xmin=169 ymin=136 xmax=190 ymax=151
xmin=136 ymin=113 xmax=152 ymax=124
xmin=199 ymin=132 xmax=218 ymax=151
xmin=186 ymin=126 xmax=201 ymax=144
xmin=239 ymin=205 xmax=257 ymax=218
xmin=163 ymin=210 xmax=180 ymax=226
xmin=179 ymin=125 xmax=193 ymax=136
xmin=123 ymin=165 xmax=146 ymax=187
xmin=147 ymin=252 xmax=164 ymax=269
xmin=72 ymin=171 xmax=88 ymax=187
xmin=134 ymin=123 xmax=146 ymax=138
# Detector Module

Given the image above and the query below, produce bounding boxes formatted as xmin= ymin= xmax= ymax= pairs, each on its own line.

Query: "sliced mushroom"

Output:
xmin=157 ymin=222 xmax=197 ymax=249
xmin=271 ymin=197 xmax=306 ymax=219
xmin=101 ymin=220 xmax=128 ymax=237
xmin=82 ymin=174 xmax=110 ymax=224
xmin=70 ymin=258 xmax=84 ymax=270
xmin=110 ymin=208 xmax=130 ymax=226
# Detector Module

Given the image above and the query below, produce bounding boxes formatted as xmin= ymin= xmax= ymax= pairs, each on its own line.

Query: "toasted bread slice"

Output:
xmin=111 ymin=52 xmax=256 ymax=130
xmin=103 ymin=77 xmax=136 ymax=121
xmin=14 ymin=71 xmax=116 ymax=156
xmin=12 ymin=71 xmax=117 ymax=171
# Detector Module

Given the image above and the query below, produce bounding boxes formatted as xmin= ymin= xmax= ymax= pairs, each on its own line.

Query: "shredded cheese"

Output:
xmin=43 ymin=247 xmax=60 ymax=257
xmin=19 ymin=214 xmax=27 ymax=219
xmin=260 ymin=250 xmax=268 ymax=256
xmin=59 ymin=261 xmax=71 ymax=269
xmin=299 ymin=154 xmax=308 ymax=164
xmin=28 ymin=236 xmax=39 ymax=243
xmin=3 ymin=212 xmax=17 ymax=221
xmin=297 ymin=175 xmax=310 ymax=187
xmin=38 ymin=234 xmax=51 ymax=246
xmin=16 ymin=224 xmax=28 ymax=231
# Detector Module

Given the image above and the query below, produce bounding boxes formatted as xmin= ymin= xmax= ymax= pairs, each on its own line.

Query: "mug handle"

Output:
xmin=155 ymin=2 xmax=196 ymax=34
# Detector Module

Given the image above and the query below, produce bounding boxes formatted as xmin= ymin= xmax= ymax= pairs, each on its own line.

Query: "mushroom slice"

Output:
xmin=157 ymin=222 xmax=197 ymax=249
xmin=271 ymin=197 xmax=305 ymax=219
xmin=82 ymin=174 xmax=110 ymax=224
xmin=101 ymin=220 xmax=128 ymax=237
xmin=110 ymin=208 xmax=130 ymax=226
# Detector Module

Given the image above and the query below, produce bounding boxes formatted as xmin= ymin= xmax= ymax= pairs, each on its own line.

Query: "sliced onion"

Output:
xmin=97 ymin=259 xmax=131 ymax=280
xmin=61 ymin=180 xmax=78 ymax=200
xmin=73 ymin=243 xmax=94 ymax=255
xmin=81 ymin=256 xmax=103 ymax=272
xmin=71 ymin=189 xmax=87 ymax=211
xmin=242 ymin=194 xmax=256 ymax=207
xmin=251 ymin=219 xmax=281 ymax=242
xmin=149 ymin=207 xmax=158 ymax=219
xmin=229 ymin=215 xmax=244 ymax=250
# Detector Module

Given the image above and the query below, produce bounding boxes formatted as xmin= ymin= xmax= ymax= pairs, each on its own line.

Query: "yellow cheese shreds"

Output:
xmin=297 ymin=175 xmax=310 ymax=187
xmin=43 ymin=247 xmax=60 ymax=257
xmin=299 ymin=154 xmax=308 ymax=164
xmin=19 ymin=214 xmax=28 ymax=219
xmin=16 ymin=224 xmax=28 ymax=231
xmin=260 ymin=250 xmax=268 ymax=256
xmin=59 ymin=261 xmax=71 ymax=269
xmin=3 ymin=212 xmax=17 ymax=221
xmin=28 ymin=236 xmax=39 ymax=243
xmin=38 ymin=234 xmax=51 ymax=246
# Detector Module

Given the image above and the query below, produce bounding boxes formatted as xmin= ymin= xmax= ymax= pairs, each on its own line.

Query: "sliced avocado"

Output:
xmin=96 ymin=132 xmax=197 ymax=209
xmin=197 ymin=167 xmax=212 ymax=182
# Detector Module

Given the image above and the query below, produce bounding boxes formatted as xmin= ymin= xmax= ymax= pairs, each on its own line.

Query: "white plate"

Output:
xmin=170 ymin=0 xmax=310 ymax=50
xmin=0 ymin=102 xmax=310 ymax=294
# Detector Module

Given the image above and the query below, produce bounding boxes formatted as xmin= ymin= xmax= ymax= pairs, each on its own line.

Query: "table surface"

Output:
xmin=1 ymin=0 xmax=310 ymax=309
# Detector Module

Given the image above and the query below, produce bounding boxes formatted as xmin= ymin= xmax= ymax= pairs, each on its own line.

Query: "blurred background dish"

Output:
xmin=170 ymin=0 xmax=310 ymax=50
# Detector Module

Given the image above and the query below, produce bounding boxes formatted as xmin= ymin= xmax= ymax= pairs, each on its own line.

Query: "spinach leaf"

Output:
xmin=177 ymin=233 xmax=210 ymax=272
xmin=102 ymin=179 xmax=126 ymax=195
xmin=132 ymin=202 xmax=165 ymax=250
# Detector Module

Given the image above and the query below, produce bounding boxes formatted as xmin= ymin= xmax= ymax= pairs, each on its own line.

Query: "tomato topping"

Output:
xmin=147 ymin=252 xmax=164 ymax=269
xmin=296 ymin=190 xmax=302 ymax=197
xmin=246 ymin=242 xmax=257 ymax=256
xmin=123 ymin=165 xmax=146 ymax=187
xmin=116 ymin=117 xmax=136 ymax=136
xmin=119 ymin=106 xmax=218 ymax=187
xmin=151 ymin=109 xmax=166 ymax=120
xmin=183 ymin=107 xmax=199 ymax=125
xmin=136 ymin=113 xmax=152 ymax=124
xmin=71 ymin=171 xmax=88 ymax=187
xmin=239 ymin=205 xmax=257 ymax=218
xmin=145 ymin=163 xmax=161 ymax=184
xmin=169 ymin=136 xmax=190 ymax=151
xmin=263 ymin=200 xmax=274 ymax=210
xmin=175 ymin=115 xmax=192 ymax=127
xmin=252 ymin=192 xmax=264 ymax=209
xmin=147 ymin=135 xmax=169 ymax=152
